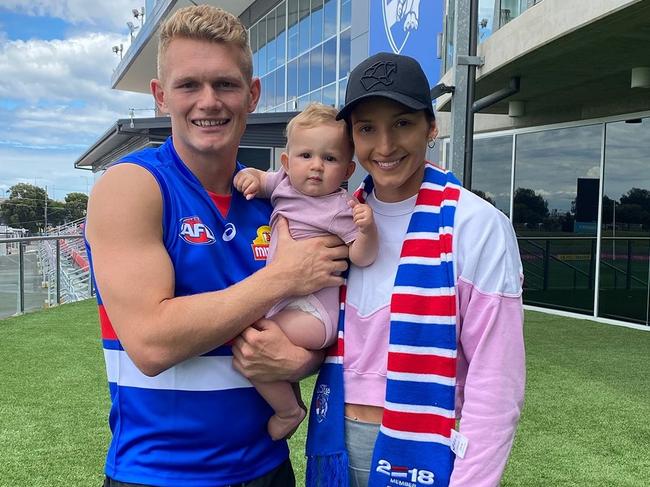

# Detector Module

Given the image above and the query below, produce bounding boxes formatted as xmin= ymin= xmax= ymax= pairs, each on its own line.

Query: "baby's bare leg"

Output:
xmin=252 ymin=309 xmax=327 ymax=440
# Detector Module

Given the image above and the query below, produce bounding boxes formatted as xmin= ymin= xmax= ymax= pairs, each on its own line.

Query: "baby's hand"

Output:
xmin=234 ymin=170 xmax=260 ymax=200
xmin=349 ymin=199 xmax=375 ymax=233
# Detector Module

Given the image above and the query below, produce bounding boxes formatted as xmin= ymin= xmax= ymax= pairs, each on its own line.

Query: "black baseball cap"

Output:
xmin=336 ymin=52 xmax=434 ymax=121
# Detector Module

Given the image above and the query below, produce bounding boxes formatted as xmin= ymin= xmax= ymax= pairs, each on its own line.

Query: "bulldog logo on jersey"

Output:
xmin=179 ymin=216 xmax=216 ymax=245
xmin=251 ymin=225 xmax=271 ymax=260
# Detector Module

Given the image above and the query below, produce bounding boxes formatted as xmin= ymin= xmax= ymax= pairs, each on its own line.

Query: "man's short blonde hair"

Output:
xmin=157 ymin=5 xmax=253 ymax=82
xmin=286 ymin=103 xmax=354 ymax=155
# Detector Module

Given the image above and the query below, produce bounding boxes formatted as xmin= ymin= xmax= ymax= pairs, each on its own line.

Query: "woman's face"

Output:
xmin=350 ymin=97 xmax=437 ymax=203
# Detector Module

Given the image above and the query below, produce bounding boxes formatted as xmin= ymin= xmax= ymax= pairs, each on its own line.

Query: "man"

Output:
xmin=85 ymin=6 xmax=347 ymax=487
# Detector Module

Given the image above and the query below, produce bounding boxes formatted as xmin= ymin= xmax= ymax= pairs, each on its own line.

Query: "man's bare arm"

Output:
xmin=232 ymin=318 xmax=325 ymax=382
xmin=86 ymin=163 xmax=348 ymax=376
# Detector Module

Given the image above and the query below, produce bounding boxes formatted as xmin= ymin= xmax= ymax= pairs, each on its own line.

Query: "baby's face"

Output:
xmin=282 ymin=123 xmax=354 ymax=197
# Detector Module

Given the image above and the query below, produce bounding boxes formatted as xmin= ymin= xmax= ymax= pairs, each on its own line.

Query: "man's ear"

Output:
xmin=151 ymin=79 xmax=167 ymax=114
xmin=344 ymin=160 xmax=356 ymax=180
xmin=248 ymin=77 xmax=261 ymax=113
xmin=280 ymin=151 xmax=290 ymax=172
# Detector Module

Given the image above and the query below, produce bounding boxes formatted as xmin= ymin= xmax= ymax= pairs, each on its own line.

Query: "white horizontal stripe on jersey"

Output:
xmin=104 ymin=349 xmax=252 ymax=392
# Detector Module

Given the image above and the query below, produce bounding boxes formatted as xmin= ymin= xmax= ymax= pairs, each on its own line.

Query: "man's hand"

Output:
xmin=269 ymin=217 xmax=349 ymax=297
xmin=233 ymin=169 xmax=261 ymax=200
xmin=349 ymin=199 xmax=375 ymax=234
xmin=232 ymin=319 xmax=324 ymax=382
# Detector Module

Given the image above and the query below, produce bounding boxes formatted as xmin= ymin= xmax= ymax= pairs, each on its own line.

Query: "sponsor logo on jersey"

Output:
xmin=222 ymin=222 xmax=237 ymax=242
xmin=179 ymin=216 xmax=216 ymax=245
xmin=251 ymin=225 xmax=271 ymax=260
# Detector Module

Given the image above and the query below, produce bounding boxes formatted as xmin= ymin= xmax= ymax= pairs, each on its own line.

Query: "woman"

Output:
xmin=305 ymin=52 xmax=525 ymax=487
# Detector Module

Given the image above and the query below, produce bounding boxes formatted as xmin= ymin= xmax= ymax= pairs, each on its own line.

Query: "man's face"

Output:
xmin=151 ymin=38 xmax=260 ymax=165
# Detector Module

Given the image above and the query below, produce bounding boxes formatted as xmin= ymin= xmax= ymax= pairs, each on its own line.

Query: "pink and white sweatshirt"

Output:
xmin=344 ymin=187 xmax=525 ymax=487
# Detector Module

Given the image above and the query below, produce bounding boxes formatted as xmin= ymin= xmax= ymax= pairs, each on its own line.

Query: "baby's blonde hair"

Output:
xmin=286 ymin=103 xmax=354 ymax=155
xmin=157 ymin=5 xmax=253 ymax=82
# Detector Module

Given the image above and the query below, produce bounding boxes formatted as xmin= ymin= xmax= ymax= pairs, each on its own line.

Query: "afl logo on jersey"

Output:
xmin=179 ymin=216 xmax=216 ymax=245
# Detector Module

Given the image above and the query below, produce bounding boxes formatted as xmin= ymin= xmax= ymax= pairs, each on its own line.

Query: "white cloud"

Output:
xmin=0 ymin=0 xmax=147 ymax=30
xmin=0 ymin=32 xmax=153 ymax=148
xmin=0 ymin=26 xmax=153 ymax=200
xmin=0 ymin=33 xmax=150 ymax=104
xmin=0 ymin=145 xmax=98 ymax=199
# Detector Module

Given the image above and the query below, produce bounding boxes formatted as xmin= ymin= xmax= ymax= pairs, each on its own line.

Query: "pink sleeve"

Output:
xmin=328 ymin=194 xmax=358 ymax=244
xmin=449 ymin=280 xmax=525 ymax=487
xmin=262 ymin=169 xmax=286 ymax=197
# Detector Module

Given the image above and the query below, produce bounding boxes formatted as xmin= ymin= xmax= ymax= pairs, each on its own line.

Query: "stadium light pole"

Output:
xmin=449 ymin=0 xmax=480 ymax=190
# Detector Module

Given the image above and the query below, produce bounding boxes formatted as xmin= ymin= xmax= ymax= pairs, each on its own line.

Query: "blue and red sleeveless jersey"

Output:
xmin=85 ymin=137 xmax=283 ymax=486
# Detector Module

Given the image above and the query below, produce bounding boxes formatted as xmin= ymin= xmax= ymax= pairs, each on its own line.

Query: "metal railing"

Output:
xmin=0 ymin=234 xmax=92 ymax=319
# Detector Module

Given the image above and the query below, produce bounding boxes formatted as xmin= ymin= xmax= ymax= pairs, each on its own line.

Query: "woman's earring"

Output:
xmin=427 ymin=138 xmax=437 ymax=149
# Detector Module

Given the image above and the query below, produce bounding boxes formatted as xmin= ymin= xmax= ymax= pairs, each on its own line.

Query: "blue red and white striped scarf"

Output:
xmin=306 ymin=163 xmax=461 ymax=487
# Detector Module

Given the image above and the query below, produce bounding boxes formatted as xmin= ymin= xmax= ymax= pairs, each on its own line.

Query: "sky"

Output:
xmin=0 ymin=0 xmax=153 ymax=201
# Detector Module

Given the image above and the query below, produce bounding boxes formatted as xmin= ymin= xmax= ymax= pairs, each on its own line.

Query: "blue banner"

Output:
xmin=369 ymin=0 xmax=445 ymax=87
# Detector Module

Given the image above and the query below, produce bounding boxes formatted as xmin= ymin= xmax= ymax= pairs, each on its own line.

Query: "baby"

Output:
xmin=234 ymin=103 xmax=378 ymax=440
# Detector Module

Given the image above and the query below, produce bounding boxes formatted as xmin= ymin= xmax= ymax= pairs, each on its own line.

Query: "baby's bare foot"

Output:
xmin=268 ymin=407 xmax=307 ymax=441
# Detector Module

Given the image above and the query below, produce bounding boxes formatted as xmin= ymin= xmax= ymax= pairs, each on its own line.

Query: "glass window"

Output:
xmin=310 ymin=0 xmax=324 ymax=46
xmin=250 ymin=24 xmax=258 ymax=54
xmin=267 ymin=12 xmax=277 ymax=71
xmin=297 ymin=94 xmax=310 ymax=110
xmin=275 ymin=65 xmax=286 ymax=108
xmin=288 ymin=0 xmax=299 ymax=59
xmin=287 ymin=59 xmax=298 ymax=101
xmin=514 ymin=125 xmax=602 ymax=315
xmin=599 ymin=117 xmax=650 ymax=324
xmin=322 ymin=82 xmax=336 ymax=107
xmin=338 ymin=77 xmax=347 ymax=108
xmin=276 ymin=4 xmax=286 ymax=67
xmin=310 ymin=45 xmax=323 ymax=92
xmin=250 ymin=24 xmax=258 ymax=76
xmin=339 ymin=28 xmax=351 ymax=79
xmin=471 ymin=136 xmax=513 ymax=216
xmin=309 ymin=88 xmax=323 ymax=103
xmin=258 ymin=45 xmax=267 ymax=77
xmin=259 ymin=75 xmax=268 ymax=112
xmin=478 ymin=0 xmax=495 ymax=43
xmin=267 ymin=38 xmax=277 ymax=73
xmin=258 ymin=20 xmax=267 ymax=77
xmin=298 ymin=52 xmax=310 ymax=96
xmin=322 ymin=37 xmax=337 ymax=86
xmin=341 ymin=0 xmax=351 ymax=30
xmin=323 ymin=0 xmax=337 ymax=39
xmin=299 ymin=0 xmax=311 ymax=54
xmin=266 ymin=71 xmax=276 ymax=108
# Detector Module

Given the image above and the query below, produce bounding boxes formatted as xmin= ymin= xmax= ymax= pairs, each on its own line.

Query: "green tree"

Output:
xmin=48 ymin=200 xmax=66 ymax=227
xmin=513 ymin=187 xmax=549 ymax=227
xmin=64 ymin=192 xmax=89 ymax=222
xmin=0 ymin=183 xmax=48 ymax=233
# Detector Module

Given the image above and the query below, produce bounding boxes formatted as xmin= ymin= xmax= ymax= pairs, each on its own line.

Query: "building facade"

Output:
xmin=76 ymin=0 xmax=650 ymax=327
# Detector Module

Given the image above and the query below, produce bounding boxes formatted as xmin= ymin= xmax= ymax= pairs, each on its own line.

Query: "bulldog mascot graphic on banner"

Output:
xmin=382 ymin=0 xmax=422 ymax=53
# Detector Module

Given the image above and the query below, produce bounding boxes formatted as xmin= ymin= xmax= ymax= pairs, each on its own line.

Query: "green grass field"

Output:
xmin=1 ymin=300 xmax=649 ymax=486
